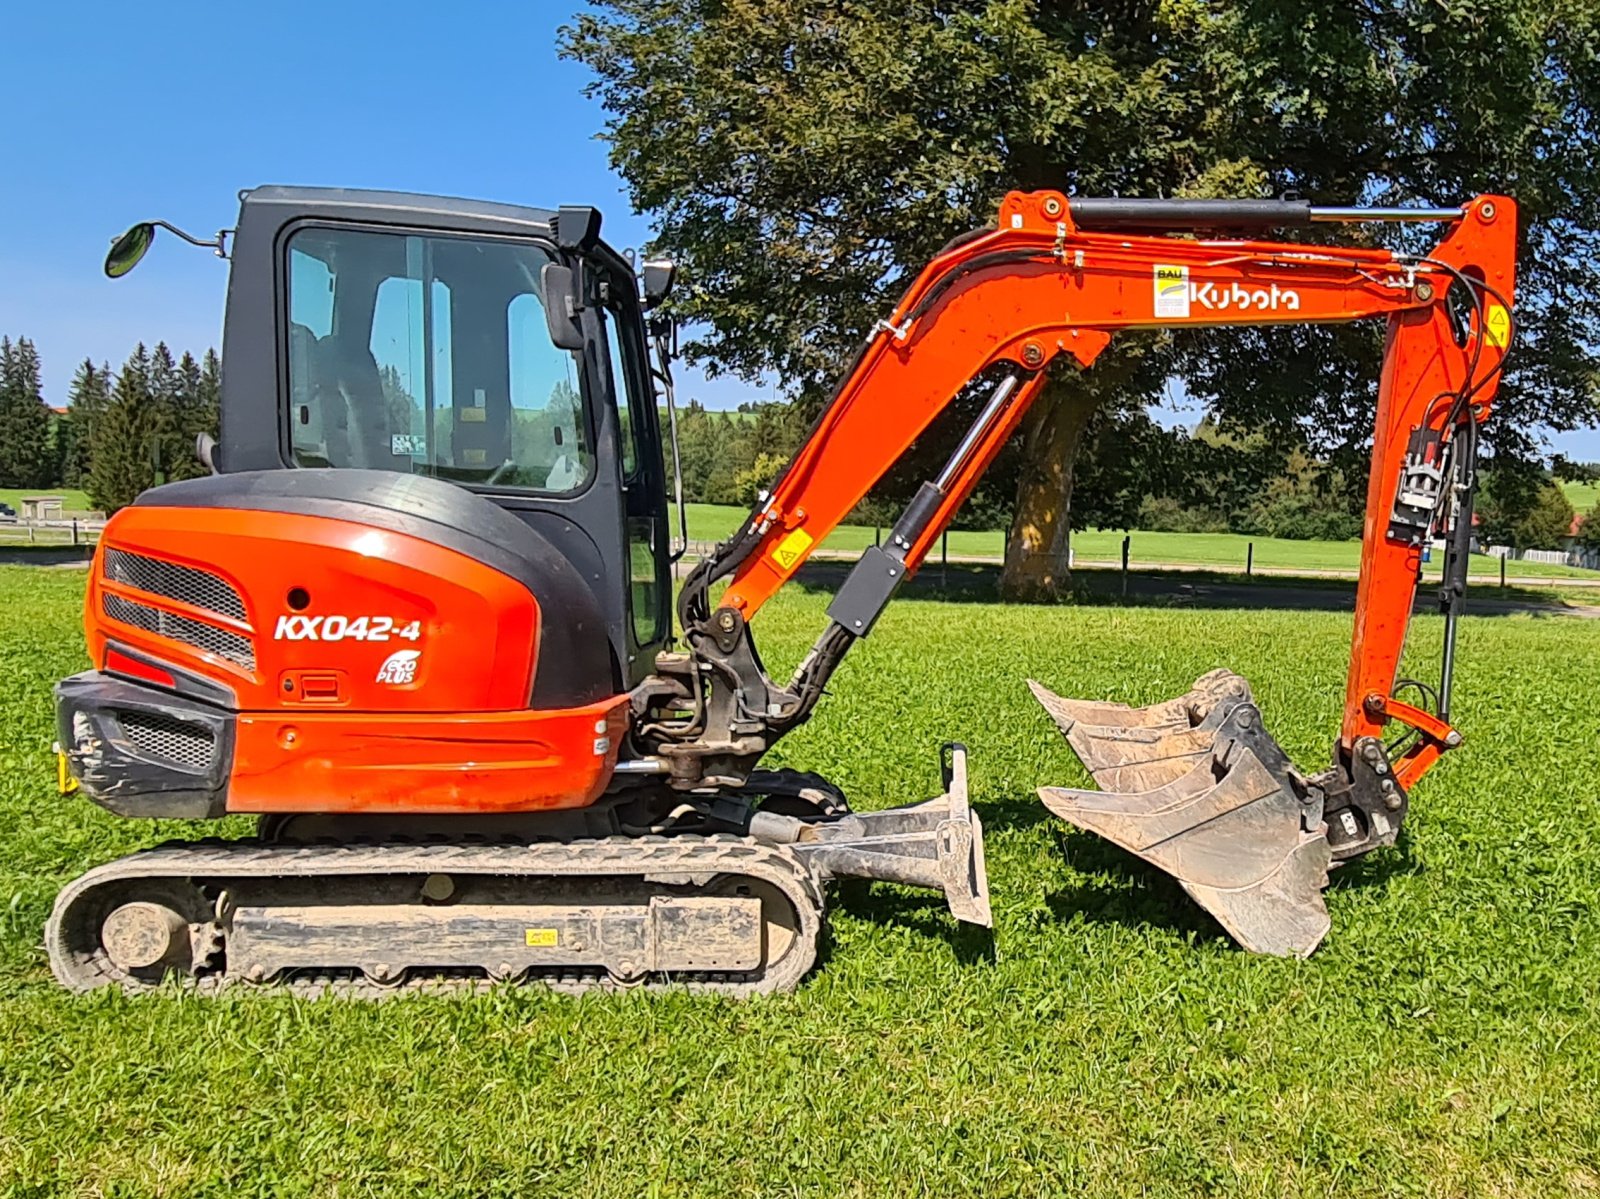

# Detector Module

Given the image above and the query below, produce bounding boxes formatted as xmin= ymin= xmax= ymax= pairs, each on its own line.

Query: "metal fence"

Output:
xmin=1486 ymin=544 xmax=1600 ymax=570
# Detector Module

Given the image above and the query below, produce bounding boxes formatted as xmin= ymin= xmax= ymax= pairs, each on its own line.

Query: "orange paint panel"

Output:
xmin=229 ymin=696 xmax=631 ymax=814
xmin=88 ymin=507 xmax=539 ymax=712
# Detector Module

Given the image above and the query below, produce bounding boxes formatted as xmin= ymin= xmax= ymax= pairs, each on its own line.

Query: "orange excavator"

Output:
xmin=49 ymin=185 xmax=1515 ymax=994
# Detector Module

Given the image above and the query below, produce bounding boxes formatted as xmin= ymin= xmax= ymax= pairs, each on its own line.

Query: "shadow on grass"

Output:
xmin=779 ymin=561 xmax=1590 ymax=618
xmin=829 ymin=880 xmax=998 ymax=966
xmin=1032 ymin=813 xmax=1422 ymax=945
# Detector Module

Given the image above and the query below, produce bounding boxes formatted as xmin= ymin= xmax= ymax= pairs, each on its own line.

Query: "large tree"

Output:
xmin=0 ymin=336 xmax=54 ymax=489
xmin=564 ymin=0 xmax=1600 ymax=597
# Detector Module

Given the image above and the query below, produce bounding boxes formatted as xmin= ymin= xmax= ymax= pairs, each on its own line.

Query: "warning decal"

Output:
xmin=770 ymin=528 xmax=814 ymax=571
xmin=1485 ymin=303 xmax=1511 ymax=348
xmin=1154 ymin=264 xmax=1190 ymax=319
xmin=525 ymin=928 xmax=559 ymax=948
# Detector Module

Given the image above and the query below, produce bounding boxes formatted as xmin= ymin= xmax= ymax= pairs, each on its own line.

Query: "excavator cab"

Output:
xmin=218 ymin=186 xmax=676 ymax=690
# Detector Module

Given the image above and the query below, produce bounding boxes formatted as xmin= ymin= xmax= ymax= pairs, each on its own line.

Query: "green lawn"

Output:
xmin=686 ymin=502 xmax=1600 ymax=581
xmin=0 ymin=488 xmax=93 ymax=515
xmin=1562 ymin=480 xmax=1599 ymax=514
xmin=3 ymin=567 xmax=1600 ymax=1194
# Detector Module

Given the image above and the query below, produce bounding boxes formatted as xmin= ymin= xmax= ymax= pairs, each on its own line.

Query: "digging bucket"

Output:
xmin=1033 ymin=671 xmax=1331 ymax=957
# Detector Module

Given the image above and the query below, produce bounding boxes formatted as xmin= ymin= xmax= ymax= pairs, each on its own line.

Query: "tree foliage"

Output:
xmin=1478 ymin=473 xmax=1575 ymax=550
xmin=61 ymin=359 xmax=112 ymax=487
xmin=563 ymin=0 xmax=1600 ymax=592
xmin=0 ymin=336 xmax=54 ymax=488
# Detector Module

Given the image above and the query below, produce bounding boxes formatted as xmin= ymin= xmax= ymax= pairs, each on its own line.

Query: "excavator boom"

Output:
xmin=660 ymin=190 xmax=1516 ymax=954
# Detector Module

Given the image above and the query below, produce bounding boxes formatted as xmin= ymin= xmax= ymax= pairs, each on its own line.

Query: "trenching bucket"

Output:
xmin=1033 ymin=670 xmax=1332 ymax=957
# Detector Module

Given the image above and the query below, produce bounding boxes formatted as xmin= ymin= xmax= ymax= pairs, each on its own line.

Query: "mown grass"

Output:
xmin=3 ymin=565 xmax=1600 ymax=1196
xmin=0 ymin=490 xmax=92 ymax=515
xmin=1562 ymin=480 xmax=1599 ymax=514
xmin=685 ymin=502 xmax=1600 ymax=581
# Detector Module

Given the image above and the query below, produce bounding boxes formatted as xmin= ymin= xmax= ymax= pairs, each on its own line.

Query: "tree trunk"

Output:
xmin=1000 ymin=372 xmax=1101 ymax=601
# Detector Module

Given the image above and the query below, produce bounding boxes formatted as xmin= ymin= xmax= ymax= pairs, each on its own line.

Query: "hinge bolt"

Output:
xmin=1021 ymin=342 xmax=1045 ymax=368
xmin=1414 ymin=281 xmax=1435 ymax=302
xmin=1042 ymin=196 xmax=1063 ymax=218
xmin=1480 ymin=201 xmax=1497 ymax=221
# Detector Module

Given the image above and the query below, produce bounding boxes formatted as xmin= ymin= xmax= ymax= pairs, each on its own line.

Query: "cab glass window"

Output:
xmin=285 ymin=226 xmax=591 ymax=493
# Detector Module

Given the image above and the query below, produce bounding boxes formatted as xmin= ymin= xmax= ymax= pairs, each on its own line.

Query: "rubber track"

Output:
xmin=45 ymin=836 xmax=826 ymax=998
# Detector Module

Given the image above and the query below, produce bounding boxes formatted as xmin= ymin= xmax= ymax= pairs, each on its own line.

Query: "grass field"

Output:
xmin=685 ymin=502 xmax=1600 ymax=581
xmin=2 ymin=567 xmax=1600 ymax=1194
xmin=1563 ymin=480 xmax=1599 ymax=514
xmin=0 ymin=489 xmax=92 ymax=514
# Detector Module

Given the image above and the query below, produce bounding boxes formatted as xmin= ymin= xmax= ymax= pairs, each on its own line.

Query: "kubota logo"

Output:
xmin=1153 ymin=264 xmax=1301 ymax=318
xmin=1190 ymin=280 xmax=1302 ymax=312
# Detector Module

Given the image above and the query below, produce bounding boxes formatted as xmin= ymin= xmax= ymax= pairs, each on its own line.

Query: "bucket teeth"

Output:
xmin=1028 ymin=671 xmax=1255 ymax=793
xmin=1034 ymin=673 xmax=1331 ymax=958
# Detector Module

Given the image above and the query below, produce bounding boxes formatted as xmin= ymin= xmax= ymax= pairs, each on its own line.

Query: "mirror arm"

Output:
xmin=152 ymin=221 xmax=232 ymax=259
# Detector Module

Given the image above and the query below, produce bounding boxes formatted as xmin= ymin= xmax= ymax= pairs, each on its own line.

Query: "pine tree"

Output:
xmin=146 ymin=341 xmax=185 ymax=486
xmin=168 ymin=350 xmax=208 ymax=482
xmin=197 ymin=349 xmax=221 ymax=443
xmin=89 ymin=344 xmax=157 ymax=514
xmin=0 ymin=335 xmax=54 ymax=488
xmin=61 ymin=359 xmax=111 ymax=486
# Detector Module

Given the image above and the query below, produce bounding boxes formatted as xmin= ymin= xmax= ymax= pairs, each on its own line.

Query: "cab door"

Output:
xmin=598 ymin=284 xmax=671 ymax=679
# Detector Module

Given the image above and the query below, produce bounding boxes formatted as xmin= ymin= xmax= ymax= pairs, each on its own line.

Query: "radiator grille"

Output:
xmin=117 ymin=710 xmax=215 ymax=771
xmin=103 ymin=548 xmax=246 ymax=621
xmin=102 ymin=592 xmax=256 ymax=670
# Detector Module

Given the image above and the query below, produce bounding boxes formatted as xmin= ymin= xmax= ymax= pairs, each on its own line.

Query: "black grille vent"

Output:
xmin=117 ymin=710 xmax=215 ymax=771
xmin=103 ymin=593 xmax=256 ymax=670
xmin=102 ymin=548 xmax=247 ymax=622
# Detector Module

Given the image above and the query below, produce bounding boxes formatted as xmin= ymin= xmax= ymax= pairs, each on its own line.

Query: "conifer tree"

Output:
xmin=0 ymin=336 xmax=54 ymax=488
xmin=62 ymin=359 xmax=111 ymax=486
xmin=198 ymin=349 xmax=221 ymax=443
xmin=89 ymin=344 xmax=157 ymax=513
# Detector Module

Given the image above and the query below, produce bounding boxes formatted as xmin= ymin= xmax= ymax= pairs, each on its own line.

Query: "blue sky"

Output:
xmin=0 ymin=1 xmax=1592 ymax=457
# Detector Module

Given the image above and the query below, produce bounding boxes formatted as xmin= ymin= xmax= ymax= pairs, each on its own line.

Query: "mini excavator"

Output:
xmin=49 ymin=185 xmax=1515 ymax=994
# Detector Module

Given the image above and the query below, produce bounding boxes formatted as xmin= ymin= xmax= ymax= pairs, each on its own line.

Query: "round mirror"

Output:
xmin=104 ymin=223 xmax=156 ymax=279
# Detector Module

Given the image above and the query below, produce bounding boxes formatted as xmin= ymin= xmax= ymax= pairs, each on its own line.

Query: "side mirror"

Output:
xmin=642 ymin=258 xmax=677 ymax=309
xmin=105 ymin=223 xmax=156 ymax=278
xmin=540 ymin=263 xmax=585 ymax=351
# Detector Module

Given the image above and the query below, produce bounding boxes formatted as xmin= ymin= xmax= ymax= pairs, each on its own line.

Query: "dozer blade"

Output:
xmin=1033 ymin=673 xmax=1331 ymax=958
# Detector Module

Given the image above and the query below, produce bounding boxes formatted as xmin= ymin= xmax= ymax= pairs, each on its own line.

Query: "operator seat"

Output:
xmin=320 ymin=334 xmax=393 ymax=470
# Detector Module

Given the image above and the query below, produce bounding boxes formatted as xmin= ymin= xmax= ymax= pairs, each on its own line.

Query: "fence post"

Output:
xmin=941 ymin=529 xmax=948 ymax=589
xmin=875 ymin=525 xmax=882 ymax=548
xmin=72 ymin=519 xmax=78 ymax=547
xmin=1500 ymin=553 xmax=1506 ymax=590
xmin=1246 ymin=542 xmax=1253 ymax=578
xmin=1121 ymin=534 xmax=1131 ymax=598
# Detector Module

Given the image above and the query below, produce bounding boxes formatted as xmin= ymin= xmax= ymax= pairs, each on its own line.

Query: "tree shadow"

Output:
xmin=782 ymin=560 xmax=1587 ymax=618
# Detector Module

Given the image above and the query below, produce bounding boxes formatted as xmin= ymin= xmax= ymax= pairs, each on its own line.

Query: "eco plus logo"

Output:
xmin=375 ymin=649 xmax=421 ymax=685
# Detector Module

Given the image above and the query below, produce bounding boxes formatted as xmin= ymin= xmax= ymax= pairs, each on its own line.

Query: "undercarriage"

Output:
xmin=46 ymin=752 xmax=990 ymax=997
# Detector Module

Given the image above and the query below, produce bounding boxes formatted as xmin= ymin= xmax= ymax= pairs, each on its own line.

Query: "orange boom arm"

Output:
xmin=686 ymin=190 xmax=1514 ymax=792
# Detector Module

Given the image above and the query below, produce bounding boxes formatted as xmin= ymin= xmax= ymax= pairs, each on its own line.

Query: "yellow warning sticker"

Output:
xmin=524 ymin=928 xmax=559 ymax=948
xmin=1485 ymin=303 xmax=1510 ymax=348
xmin=769 ymin=528 xmax=814 ymax=571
